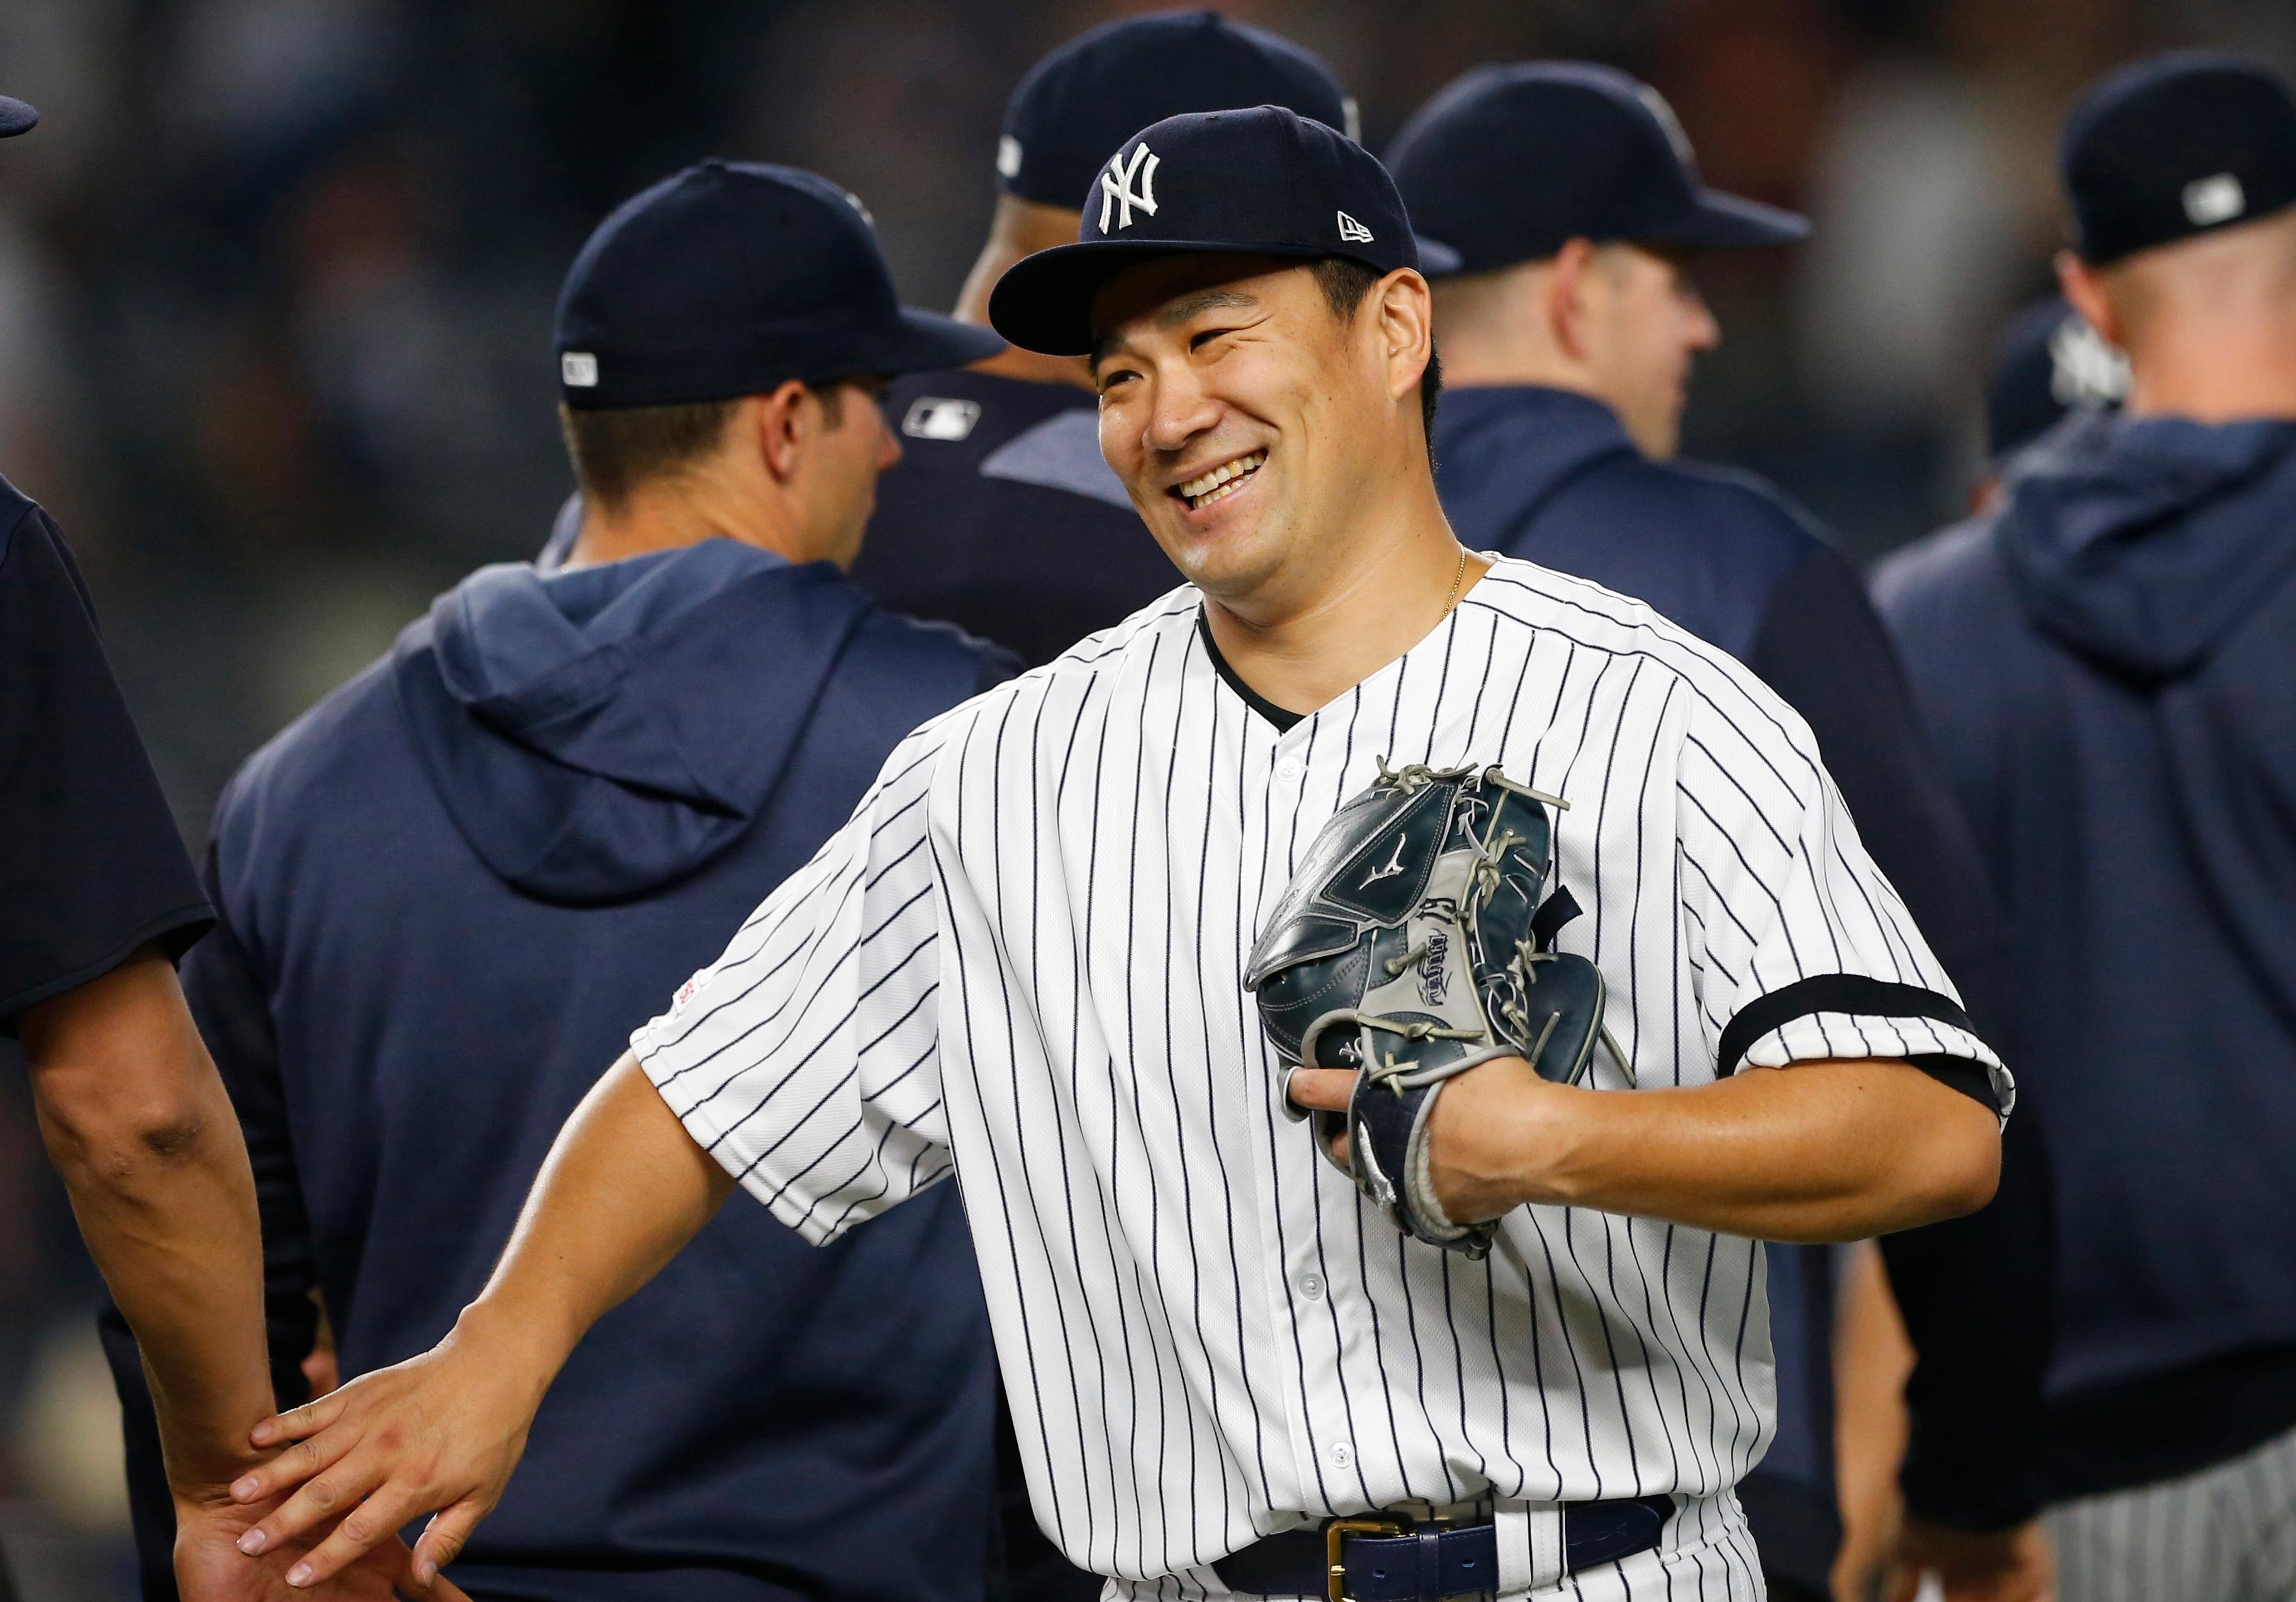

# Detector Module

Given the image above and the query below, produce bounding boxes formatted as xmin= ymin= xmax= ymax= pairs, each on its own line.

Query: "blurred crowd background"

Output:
xmin=3 ymin=0 xmax=2293 ymax=1596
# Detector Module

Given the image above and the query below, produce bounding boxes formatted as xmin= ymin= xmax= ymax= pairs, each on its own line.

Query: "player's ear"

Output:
xmin=2055 ymin=250 xmax=2122 ymax=350
xmin=1546 ymin=238 xmax=1598 ymax=364
xmin=752 ymin=381 xmax=810 ymax=483
xmin=1375 ymin=267 xmax=1434 ymax=408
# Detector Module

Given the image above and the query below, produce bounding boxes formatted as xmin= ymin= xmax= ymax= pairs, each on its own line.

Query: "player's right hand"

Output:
xmin=227 ymin=1324 xmax=544 ymax=1590
xmin=1880 ymin=1518 xmax=2055 ymax=1602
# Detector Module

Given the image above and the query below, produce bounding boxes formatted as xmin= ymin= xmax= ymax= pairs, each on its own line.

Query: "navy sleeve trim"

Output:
xmin=1717 ymin=973 xmax=1982 ymax=1078
xmin=0 ymin=903 xmax=214 ymax=1032
xmin=1903 ymin=1052 xmax=2002 ymax=1113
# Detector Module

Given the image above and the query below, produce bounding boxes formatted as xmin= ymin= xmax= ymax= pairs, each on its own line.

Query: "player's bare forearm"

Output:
xmin=1290 ymin=1055 xmax=1999 ymax=1242
xmin=20 ymin=951 xmax=275 ymax=1494
xmin=227 ymin=1052 xmax=732 ymax=1588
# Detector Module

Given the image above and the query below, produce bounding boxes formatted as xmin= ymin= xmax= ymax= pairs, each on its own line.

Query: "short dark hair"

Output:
xmin=1309 ymin=256 xmax=1443 ymax=446
xmin=558 ymin=398 xmax=740 ymax=512
xmin=557 ymin=385 xmax=850 ymax=510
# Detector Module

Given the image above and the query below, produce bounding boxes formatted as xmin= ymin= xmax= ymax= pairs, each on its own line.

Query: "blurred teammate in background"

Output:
xmin=1964 ymin=296 xmax=2129 ymax=511
xmin=1829 ymin=290 xmax=2129 ymax=1601
xmin=0 ymin=88 xmax=459 ymax=1602
xmin=106 ymin=161 xmax=1021 ymax=1601
xmin=1877 ymin=52 xmax=2296 ymax=1602
xmin=847 ymin=8 xmax=1357 ymax=666
xmin=1390 ymin=63 xmax=2052 ymax=1602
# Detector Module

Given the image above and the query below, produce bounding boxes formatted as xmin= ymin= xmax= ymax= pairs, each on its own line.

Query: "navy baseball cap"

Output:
xmin=988 ymin=105 xmax=1460 ymax=356
xmin=0 ymin=96 xmax=37 ymax=138
xmin=1387 ymin=62 xmax=1808 ymax=276
xmin=1983 ymin=296 xmax=2127 ymax=462
xmin=2062 ymin=52 xmax=2296 ymax=265
xmin=996 ymin=9 xmax=1355 ymax=210
xmin=555 ymin=160 xmax=1003 ymax=409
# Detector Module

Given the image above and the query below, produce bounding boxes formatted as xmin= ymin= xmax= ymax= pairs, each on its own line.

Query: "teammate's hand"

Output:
xmin=225 ymin=1324 xmax=545 ymax=1591
xmin=174 ymin=1482 xmax=473 ymax=1601
xmin=1287 ymin=1056 xmax=1561 ymax=1222
xmin=1882 ymin=1517 xmax=2054 ymax=1602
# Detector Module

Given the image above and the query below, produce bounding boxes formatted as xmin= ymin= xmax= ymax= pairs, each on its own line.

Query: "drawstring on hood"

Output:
xmin=1999 ymin=409 xmax=2296 ymax=680
xmin=393 ymin=538 xmax=872 ymax=903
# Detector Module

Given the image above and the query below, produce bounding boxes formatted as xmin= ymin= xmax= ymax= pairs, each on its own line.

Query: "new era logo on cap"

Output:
xmin=2183 ymin=172 xmax=2246 ymax=225
xmin=1100 ymin=142 xmax=1160 ymax=230
xmin=1336 ymin=211 xmax=1373 ymax=243
xmin=561 ymin=352 xmax=599 ymax=387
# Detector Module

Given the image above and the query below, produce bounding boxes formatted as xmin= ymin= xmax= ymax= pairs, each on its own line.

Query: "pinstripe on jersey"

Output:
xmin=632 ymin=557 xmax=2009 ymax=1594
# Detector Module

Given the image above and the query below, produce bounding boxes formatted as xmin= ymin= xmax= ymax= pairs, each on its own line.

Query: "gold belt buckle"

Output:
xmin=1325 ymin=1512 xmax=1448 ymax=1602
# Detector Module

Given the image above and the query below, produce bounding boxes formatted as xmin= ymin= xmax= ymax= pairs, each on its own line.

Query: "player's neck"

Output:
xmin=967 ymin=344 xmax=1096 ymax=390
xmin=1203 ymin=482 xmax=1484 ymax=719
xmin=951 ymin=201 xmax=1098 ymax=392
xmin=2121 ymin=325 xmax=2296 ymax=422
xmin=560 ymin=483 xmax=813 ymax=572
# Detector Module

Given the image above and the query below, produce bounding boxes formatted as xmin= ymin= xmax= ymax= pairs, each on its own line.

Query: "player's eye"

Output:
xmin=1095 ymin=364 xmax=1140 ymax=393
xmin=1189 ymin=326 xmax=1239 ymax=353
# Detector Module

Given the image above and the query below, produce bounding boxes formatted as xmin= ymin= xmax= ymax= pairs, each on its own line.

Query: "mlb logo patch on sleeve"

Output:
xmin=672 ymin=970 xmax=710 ymax=1015
xmin=903 ymin=397 xmax=982 ymax=442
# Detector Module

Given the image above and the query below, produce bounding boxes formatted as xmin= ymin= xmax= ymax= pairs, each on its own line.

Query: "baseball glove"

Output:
xmin=1243 ymin=760 xmax=1625 ymax=1256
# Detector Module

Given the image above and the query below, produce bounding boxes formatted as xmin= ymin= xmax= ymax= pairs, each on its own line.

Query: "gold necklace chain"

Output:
xmin=1443 ymin=546 xmax=1469 ymax=614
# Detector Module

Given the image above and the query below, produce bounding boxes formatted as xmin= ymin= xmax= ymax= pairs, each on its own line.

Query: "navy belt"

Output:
xmin=1212 ymin=1495 xmax=1674 ymax=1600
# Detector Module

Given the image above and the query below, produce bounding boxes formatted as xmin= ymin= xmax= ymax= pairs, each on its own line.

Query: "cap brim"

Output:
xmin=0 ymin=98 xmax=38 ymax=139
xmin=1640 ymin=188 xmax=1809 ymax=251
xmin=867 ymin=307 xmax=1007 ymax=375
xmin=990 ymin=234 xmax=1465 ymax=356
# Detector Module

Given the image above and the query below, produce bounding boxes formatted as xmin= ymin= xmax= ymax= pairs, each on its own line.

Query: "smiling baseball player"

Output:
xmin=228 ymin=108 xmax=2008 ymax=1602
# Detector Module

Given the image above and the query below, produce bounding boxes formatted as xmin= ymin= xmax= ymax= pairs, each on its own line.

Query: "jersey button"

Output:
xmin=1298 ymin=1272 xmax=1324 ymax=1300
xmin=1327 ymin=1440 xmax=1354 ymax=1471
xmin=1274 ymin=758 xmax=1303 ymax=782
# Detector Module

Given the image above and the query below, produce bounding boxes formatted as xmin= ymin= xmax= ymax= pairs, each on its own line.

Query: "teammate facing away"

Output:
xmin=228 ymin=108 xmax=2008 ymax=1601
xmin=125 ymin=160 xmax=1018 ymax=1601
xmin=1388 ymin=64 xmax=2051 ymax=1602
xmin=1876 ymin=53 xmax=2296 ymax=1602
xmin=0 ymin=89 xmax=473 ymax=1602
xmin=850 ymin=8 xmax=1357 ymax=667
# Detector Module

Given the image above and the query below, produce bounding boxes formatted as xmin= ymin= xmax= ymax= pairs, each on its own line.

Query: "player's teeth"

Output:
xmin=1180 ymin=451 xmax=1266 ymax=502
xmin=1181 ymin=451 xmax=1265 ymax=507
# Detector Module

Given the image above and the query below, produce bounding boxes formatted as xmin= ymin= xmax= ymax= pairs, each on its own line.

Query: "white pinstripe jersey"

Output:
xmin=633 ymin=558 xmax=2009 ymax=1591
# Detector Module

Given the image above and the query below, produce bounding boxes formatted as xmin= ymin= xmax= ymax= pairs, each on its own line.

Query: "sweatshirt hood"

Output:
xmin=393 ymin=537 xmax=872 ymax=903
xmin=1432 ymin=386 xmax=1640 ymax=536
xmin=1998 ymin=409 xmax=2296 ymax=679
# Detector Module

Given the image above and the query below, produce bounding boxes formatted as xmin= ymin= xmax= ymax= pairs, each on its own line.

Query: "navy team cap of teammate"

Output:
xmin=1387 ymin=62 xmax=1808 ymax=276
xmin=996 ymin=9 xmax=1354 ymax=209
xmin=988 ymin=105 xmax=1460 ymax=356
xmin=0 ymin=94 xmax=37 ymax=138
xmin=2062 ymin=52 xmax=2296 ymax=265
xmin=554 ymin=159 xmax=1003 ymax=409
xmin=1983 ymin=296 xmax=2128 ymax=462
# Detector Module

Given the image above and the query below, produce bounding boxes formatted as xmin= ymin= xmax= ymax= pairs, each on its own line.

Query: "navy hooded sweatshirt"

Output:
xmin=106 ymin=538 xmax=1018 ymax=1600
xmin=1436 ymin=386 xmax=2053 ymax=1575
xmin=1876 ymin=410 xmax=2296 ymax=1496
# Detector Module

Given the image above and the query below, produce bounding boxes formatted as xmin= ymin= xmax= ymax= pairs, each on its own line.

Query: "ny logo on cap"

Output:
xmin=1100 ymin=142 xmax=1159 ymax=232
xmin=2047 ymin=317 xmax=2131 ymax=409
xmin=1336 ymin=212 xmax=1374 ymax=244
